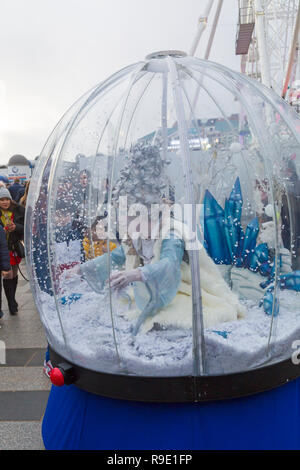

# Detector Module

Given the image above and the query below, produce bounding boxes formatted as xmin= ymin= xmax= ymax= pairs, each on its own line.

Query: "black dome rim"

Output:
xmin=49 ymin=346 xmax=299 ymax=403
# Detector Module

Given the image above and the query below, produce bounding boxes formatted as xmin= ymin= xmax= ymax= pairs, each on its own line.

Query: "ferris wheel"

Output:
xmin=190 ymin=0 xmax=300 ymax=108
xmin=235 ymin=0 xmax=300 ymax=107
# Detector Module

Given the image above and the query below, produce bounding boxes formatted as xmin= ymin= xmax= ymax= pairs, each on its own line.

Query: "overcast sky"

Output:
xmin=0 ymin=0 xmax=239 ymax=166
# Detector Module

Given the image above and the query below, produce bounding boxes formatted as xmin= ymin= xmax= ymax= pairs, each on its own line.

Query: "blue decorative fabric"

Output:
xmin=42 ymin=379 xmax=300 ymax=450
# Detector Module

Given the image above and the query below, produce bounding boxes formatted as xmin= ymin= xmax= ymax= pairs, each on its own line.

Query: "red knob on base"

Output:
xmin=50 ymin=367 xmax=65 ymax=387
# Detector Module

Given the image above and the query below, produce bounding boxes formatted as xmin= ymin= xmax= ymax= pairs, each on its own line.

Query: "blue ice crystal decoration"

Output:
xmin=60 ymin=293 xmax=82 ymax=305
xmin=203 ymin=178 xmax=300 ymax=317
xmin=211 ymin=330 xmax=229 ymax=339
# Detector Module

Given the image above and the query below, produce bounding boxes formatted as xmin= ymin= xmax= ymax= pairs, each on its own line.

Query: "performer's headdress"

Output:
xmin=112 ymin=142 xmax=168 ymax=207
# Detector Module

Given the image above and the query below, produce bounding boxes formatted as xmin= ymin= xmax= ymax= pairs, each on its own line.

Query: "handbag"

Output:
xmin=12 ymin=240 xmax=25 ymax=259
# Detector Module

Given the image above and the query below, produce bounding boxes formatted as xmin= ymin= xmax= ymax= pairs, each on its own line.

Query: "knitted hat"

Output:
xmin=0 ymin=187 xmax=12 ymax=200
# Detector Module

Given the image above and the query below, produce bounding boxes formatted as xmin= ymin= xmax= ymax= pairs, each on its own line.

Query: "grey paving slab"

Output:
xmin=0 ymin=310 xmax=48 ymax=349
xmin=25 ymin=348 xmax=47 ymax=366
xmin=16 ymin=295 xmax=37 ymax=310
xmin=0 ymin=262 xmax=50 ymax=450
xmin=0 ymin=347 xmax=47 ymax=367
xmin=0 ymin=391 xmax=50 ymax=421
xmin=0 ymin=263 xmax=46 ymax=350
xmin=0 ymin=422 xmax=45 ymax=450
xmin=0 ymin=367 xmax=51 ymax=392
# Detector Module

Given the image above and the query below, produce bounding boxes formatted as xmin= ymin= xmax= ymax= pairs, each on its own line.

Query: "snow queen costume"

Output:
xmin=80 ymin=143 xmax=245 ymax=335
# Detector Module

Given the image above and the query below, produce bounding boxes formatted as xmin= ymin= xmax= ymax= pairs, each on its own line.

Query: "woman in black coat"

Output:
xmin=0 ymin=187 xmax=25 ymax=315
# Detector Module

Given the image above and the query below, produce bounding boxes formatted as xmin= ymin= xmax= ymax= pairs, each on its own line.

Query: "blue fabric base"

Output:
xmin=42 ymin=378 xmax=300 ymax=450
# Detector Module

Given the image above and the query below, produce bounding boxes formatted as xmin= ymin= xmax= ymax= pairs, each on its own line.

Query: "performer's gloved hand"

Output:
xmin=109 ymin=268 xmax=144 ymax=290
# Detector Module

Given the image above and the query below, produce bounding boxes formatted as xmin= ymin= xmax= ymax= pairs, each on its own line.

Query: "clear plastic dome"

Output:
xmin=26 ymin=51 xmax=300 ymax=385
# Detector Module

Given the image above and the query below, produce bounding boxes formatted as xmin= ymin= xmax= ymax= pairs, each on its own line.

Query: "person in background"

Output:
xmin=0 ymin=225 xmax=13 ymax=319
xmin=15 ymin=181 xmax=26 ymax=203
xmin=0 ymin=187 xmax=25 ymax=315
xmin=32 ymin=172 xmax=51 ymax=295
xmin=8 ymin=177 xmax=23 ymax=202
xmin=19 ymin=180 xmax=30 ymax=207
xmin=281 ymin=158 xmax=300 ymax=269
xmin=72 ymin=169 xmax=91 ymax=241
xmin=52 ymin=201 xmax=83 ymax=285
xmin=0 ymin=176 xmax=9 ymax=188
xmin=82 ymin=215 xmax=116 ymax=260
xmin=43 ymin=200 xmax=83 ymax=378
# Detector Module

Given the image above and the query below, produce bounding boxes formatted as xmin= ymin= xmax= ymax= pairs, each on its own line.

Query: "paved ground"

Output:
xmin=0 ymin=261 xmax=50 ymax=450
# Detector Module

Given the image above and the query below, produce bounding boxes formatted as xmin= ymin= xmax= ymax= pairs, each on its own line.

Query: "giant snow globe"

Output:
xmin=26 ymin=51 xmax=300 ymax=401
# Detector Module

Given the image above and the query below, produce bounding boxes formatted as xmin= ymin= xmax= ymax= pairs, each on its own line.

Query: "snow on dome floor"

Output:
xmin=38 ymin=278 xmax=300 ymax=377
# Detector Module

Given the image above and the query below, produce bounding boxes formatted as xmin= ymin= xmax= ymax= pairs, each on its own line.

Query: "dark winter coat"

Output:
xmin=8 ymin=183 xmax=23 ymax=201
xmin=15 ymin=186 xmax=25 ymax=203
xmin=0 ymin=202 xmax=25 ymax=251
xmin=0 ymin=225 xmax=11 ymax=271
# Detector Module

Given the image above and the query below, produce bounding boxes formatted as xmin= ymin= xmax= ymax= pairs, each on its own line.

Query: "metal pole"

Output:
xmin=189 ymin=0 xmax=215 ymax=56
xmin=189 ymin=0 xmax=224 ymax=119
xmin=282 ymin=0 xmax=300 ymax=98
xmin=167 ymin=56 xmax=206 ymax=377
xmin=204 ymin=0 xmax=224 ymax=59
xmin=254 ymin=0 xmax=272 ymax=88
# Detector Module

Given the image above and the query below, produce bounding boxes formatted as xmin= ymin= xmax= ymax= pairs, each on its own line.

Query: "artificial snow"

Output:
xmin=38 ymin=275 xmax=300 ymax=377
